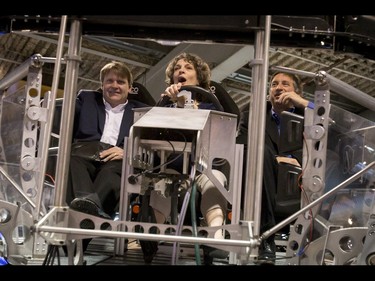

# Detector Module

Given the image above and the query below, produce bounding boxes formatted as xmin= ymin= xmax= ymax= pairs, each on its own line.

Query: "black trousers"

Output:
xmin=260 ymin=145 xmax=278 ymax=235
xmin=240 ymin=143 xmax=278 ymax=238
xmin=66 ymin=155 xmax=123 ymax=217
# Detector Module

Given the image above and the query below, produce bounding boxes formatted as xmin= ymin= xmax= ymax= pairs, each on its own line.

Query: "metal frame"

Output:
xmin=1 ymin=15 xmax=375 ymax=265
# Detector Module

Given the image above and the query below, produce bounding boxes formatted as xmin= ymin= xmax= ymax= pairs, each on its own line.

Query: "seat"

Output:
xmin=129 ymin=81 xmax=156 ymax=106
xmin=274 ymin=161 xmax=302 ymax=221
xmin=209 ymin=81 xmax=241 ymax=127
xmin=275 ymin=111 xmax=304 ymax=222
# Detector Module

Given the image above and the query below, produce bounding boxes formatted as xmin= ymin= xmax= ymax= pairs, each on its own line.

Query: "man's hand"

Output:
xmin=276 ymin=156 xmax=301 ymax=167
xmin=275 ymin=91 xmax=309 ymax=110
xmin=99 ymin=146 xmax=124 ymax=162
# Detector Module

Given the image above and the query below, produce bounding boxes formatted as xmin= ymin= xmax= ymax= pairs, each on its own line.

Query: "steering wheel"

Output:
xmin=157 ymin=85 xmax=224 ymax=112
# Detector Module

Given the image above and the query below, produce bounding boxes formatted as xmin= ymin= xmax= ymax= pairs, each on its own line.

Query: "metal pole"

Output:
xmin=35 ymin=16 xmax=67 ymax=216
xmin=243 ymin=16 xmax=271 ymax=239
xmin=54 ymin=18 xmax=82 ymax=206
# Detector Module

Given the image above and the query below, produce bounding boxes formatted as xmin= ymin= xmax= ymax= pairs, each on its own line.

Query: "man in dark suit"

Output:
xmin=67 ymin=61 xmax=149 ymax=221
xmin=238 ymin=71 xmax=314 ymax=264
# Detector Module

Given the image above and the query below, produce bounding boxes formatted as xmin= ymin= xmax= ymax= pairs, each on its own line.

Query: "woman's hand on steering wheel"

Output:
xmin=159 ymin=83 xmax=224 ymax=111
xmin=161 ymin=83 xmax=182 ymax=102
xmin=160 ymin=83 xmax=186 ymax=107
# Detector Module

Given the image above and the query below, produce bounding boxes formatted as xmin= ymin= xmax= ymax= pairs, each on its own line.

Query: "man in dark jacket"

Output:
xmin=67 ymin=61 xmax=149 ymax=221
xmin=238 ymin=71 xmax=313 ymax=264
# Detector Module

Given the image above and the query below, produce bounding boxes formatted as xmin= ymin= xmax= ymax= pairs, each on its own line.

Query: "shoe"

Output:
xmin=140 ymin=240 xmax=158 ymax=264
xmin=70 ymin=197 xmax=111 ymax=220
xmin=257 ymin=238 xmax=276 ymax=265
xmin=202 ymin=245 xmax=229 ymax=265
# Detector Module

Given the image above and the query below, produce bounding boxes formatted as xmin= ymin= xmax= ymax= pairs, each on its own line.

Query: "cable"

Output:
xmin=128 ymin=130 xmax=188 ymax=184
xmin=190 ymin=181 xmax=201 ymax=265
xmin=171 ymin=137 xmax=197 ymax=265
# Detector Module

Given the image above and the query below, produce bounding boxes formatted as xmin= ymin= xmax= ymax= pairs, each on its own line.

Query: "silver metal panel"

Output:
xmin=132 ymin=107 xmax=211 ymax=131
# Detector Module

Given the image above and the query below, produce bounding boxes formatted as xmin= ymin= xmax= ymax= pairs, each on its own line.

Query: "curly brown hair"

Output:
xmin=165 ymin=52 xmax=211 ymax=90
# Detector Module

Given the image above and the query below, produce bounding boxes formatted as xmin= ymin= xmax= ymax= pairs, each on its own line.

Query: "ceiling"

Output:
xmin=0 ymin=15 xmax=375 ymax=118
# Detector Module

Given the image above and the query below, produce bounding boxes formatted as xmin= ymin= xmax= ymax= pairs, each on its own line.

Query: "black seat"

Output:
xmin=275 ymin=111 xmax=304 ymax=222
xmin=209 ymin=80 xmax=241 ymax=127
xmin=129 ymin=81 xmax=156 ymax=106
xmin=274 ymin=162 xmax=301 ymax=221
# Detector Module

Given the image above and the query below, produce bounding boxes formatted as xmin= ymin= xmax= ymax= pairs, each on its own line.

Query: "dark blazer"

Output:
xmin=237 ymin=101 xmax=305 ymax=160
xmin=264 ymin=101 xmax=305 ymax=163
xmin=73 ymin=90 xmax=149 ymax=147
xmin=237 ymin=101 xmax=305 ymax=220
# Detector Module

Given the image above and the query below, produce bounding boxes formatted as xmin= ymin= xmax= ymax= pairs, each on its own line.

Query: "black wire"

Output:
xmin=42 ymin=245 xmax=53 ymax=265
xmin=128 ymin=130 xmax=188 ymax=182
xmin=42 ymin=245 xmax=61 ymax=266
xmin=190 ymin=181 xmax=201 ymax=265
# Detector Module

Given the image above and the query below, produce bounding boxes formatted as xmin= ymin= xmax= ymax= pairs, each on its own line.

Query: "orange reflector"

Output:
xmin=132 ymin=204 xmax=140 ymax=214
xmin=227 ymin=211 xmax=232 ymax=221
